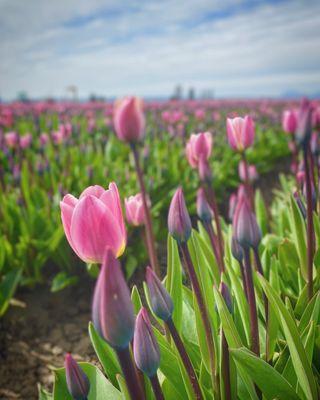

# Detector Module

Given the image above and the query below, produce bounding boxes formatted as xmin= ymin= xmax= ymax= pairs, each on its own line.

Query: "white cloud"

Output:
xmin=0 ymin=0 xmax=320 ymax=99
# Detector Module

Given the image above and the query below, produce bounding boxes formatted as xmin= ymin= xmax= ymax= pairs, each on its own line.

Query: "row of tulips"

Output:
xmin=0 ymin=98 xmax=293 ymax=316
xmin=38 ymin=96 xmax=320 ymax=399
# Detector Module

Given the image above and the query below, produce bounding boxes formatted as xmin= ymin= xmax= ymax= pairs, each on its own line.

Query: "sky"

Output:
xmin=0 ymin=0 xmax=320 ymax=100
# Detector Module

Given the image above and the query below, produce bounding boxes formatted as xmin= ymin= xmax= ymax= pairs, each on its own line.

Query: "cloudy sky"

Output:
xmin=0 ymin=0 xmax=320 ymax=100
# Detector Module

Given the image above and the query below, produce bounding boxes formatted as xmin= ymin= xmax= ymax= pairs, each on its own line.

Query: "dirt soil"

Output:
xmin=0 ymin=277 xmax=98 ymax=400
xmin=0 ymin=158 xmax=291 ymax=400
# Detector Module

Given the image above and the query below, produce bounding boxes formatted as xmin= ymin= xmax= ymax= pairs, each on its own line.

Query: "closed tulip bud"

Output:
xmin=146 ymin=267 xmax=173 ymax=321
xmin=226 ymin=116 xmax=254 ymax=152
xmin=185 ymin=132 xmax=212 ymax=168
xmin=219 ymin=282 xmax=233 ymax=314
xmin=231 ymin=236 xmax=243 ymax=262
xmin=168 ymin=187 xmax=192 ymax=243
xmin=196 ymin=188 xmax=213 ymax=222
xmin=60 ymin=183 xmax=126 ymax=264
xmin=92 ymin=249 xmax=135 ymax=349
xmin=228 ymin=193 xmax=238 ymax=221
xmin=282 ymin=110 xmax=298 ymax=134
xmin=295 ymin=98 xmax=312 ymax=148
xmin=64 ymin=353 xmax=90 ymax=400
xmin=125 ymin=193 xmax=145 ymax=226
xmin=4 ymin=131 xmax=19 ymax=149
xmin=133 ymin=308 xmax=160 ymax=377
xmin=113 ymin=97 xmax=145 ymax=143
xmin=233 ymin=197 xmax=261 ymax=249
xmin=20 ymin=133 xmax=32 ymax=149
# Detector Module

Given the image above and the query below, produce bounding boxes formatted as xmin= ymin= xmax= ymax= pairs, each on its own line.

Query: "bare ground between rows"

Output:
xmin=0 ymin=158 xmax=291 ymax=400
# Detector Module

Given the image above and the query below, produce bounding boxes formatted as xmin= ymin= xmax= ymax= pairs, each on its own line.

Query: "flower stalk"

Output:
xmin=166 ymin=318 xmax=203 ymax=400
xmin=180 ymin=242 xmax=219 ymax=397
xmin=131 ymin=143 xmax=160 ymax=276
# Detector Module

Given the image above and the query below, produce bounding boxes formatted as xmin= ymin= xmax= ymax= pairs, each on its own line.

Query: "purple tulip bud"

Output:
xmin=168 ymin=187 xmax=192 ymax=243
xmin=219 ymin=282 xmax=233 ymax=314
xmin=92 ymin=248 xmax=135 ymax=349
xmin=64 ymin=353 xmax=90 ymax=400
xmin=196 ymin=188 xmax=213 ymax=222
xmin=146 ymin=267 xmax=173 ymax=321
xmin=231 ymin=236 xmax=243 ymax=262
xmin=133 ymin=308 xmax=160 ymax=377
xmin=295 ymin=98 xmax=313 ymax=148
xmin=293 ymin=190 xmax=306 ymax=219
xmin=228 ymin=193 xmax=238 ymax=222
xmin=233 ymin=197 xmax=261 ymax=249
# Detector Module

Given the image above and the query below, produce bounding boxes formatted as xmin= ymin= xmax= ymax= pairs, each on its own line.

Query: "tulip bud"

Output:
xmin=168 ymin=187 xmax=192 ymax=243
xmin=228 ymin=193 xmax=238 ymax=221
xmin=226 ymin=116 xmax=254 ymax=152
xmin=233 ymin=197 xmax=261 ymax=249
xmin=113 ymin=97 xmax=145 ymax=143
xmin=282 ymin=110 xmax=298 ymax=134
xmin=65 ymin=353 xmax=90 ymax=400
xmin=125 ymin=193 xmax=145 ymax=226
xmin=133 ymin=308 xmax=160 ymax=377
xmin=92 ymin=248 xmax=135 ymax=349
xmin=196 ymin=188 xmax=213 ymax=222
xmin=219 ymin=282 xmax=233 ymax=314
xmin=295 ymin=98 xmax=312 ymax=148
xmin=231 ymin=236 xmax=243 ymax=262
xmin=146 ymin=267 xmax=173 ymax=321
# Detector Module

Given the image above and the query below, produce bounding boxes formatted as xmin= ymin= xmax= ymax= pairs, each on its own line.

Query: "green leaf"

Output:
xmin=255 ymin=189 xmax=268 ymax=236
xmin=289 ymin=195 xmax=307 ymax=281
xmin=230 ymin=347 xmax=299 ymax=400
xmin=0 ymin=269 xmax=22 ymax=316
xmin=53 ymin=362 xmax=122 ymax=400
xmin=213 ymin=287 xmax=258 ymax=400
xmin=88 ymin=322 xmax=120 ymax=388
xmin=166 ymin=235 xmax=183 ymax=330
xmin=258 ymin=274 xmax=318 ymax=399
xmin=50 ymin=272 xmax=78 ymax=292
xmin=38 ymin=385 xmax=53 ymax=400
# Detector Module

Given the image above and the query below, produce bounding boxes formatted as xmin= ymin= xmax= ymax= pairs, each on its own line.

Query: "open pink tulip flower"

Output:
xmin=282 ymin=110 xmax=298 ymax=134
xmin=185 ymin=132 xmax=212 ymax=168
xmin=60 ymin=183 xmax=126 ymax=264
xmin=226 ymin=115 xmax=255 ymax=151
xmin=125 ymin=193 xmax=145 ymax=226
xmin=113 ymin=97 xmax=145 ymax=143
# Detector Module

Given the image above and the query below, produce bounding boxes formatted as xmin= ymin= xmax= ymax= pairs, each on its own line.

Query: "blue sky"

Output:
xmin=0 ymin=0 xmax=319 ymax=100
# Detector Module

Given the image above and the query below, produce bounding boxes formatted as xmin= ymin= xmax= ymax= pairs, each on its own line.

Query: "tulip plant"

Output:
xmin=37 ymin=97 xmax=320 ymax=400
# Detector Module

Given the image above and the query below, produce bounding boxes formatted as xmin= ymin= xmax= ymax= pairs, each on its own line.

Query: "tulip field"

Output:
xmin=0 ymin=98 xmax=320 ymax=400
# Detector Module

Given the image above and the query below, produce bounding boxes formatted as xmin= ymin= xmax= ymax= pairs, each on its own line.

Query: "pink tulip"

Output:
xmin=113 ymin=97 xmax=145 ymax=142
xmin=4 ymin=131 xmax=19 ymax=148
xmin=20 ymin=133 xmax=32 ymax=149
xmin=226 ymin=116 xmax=254 ymax=152
xmin=40 ymin=133 xmax=49 ymax=146
xmin=60 ymin=183 xmax=126 ymax=263
xmin=238 ymin=161 xmax=258 ymax=183
xmin=194 ymin=109 xmax=205 ymax=120
xmin=51 ymin=130 xmax=64 ymax=145
xmin=185 ymin=132 xmax=212 ymax=168
xmin=125 ymin=193 xmax=145 ymax=226
xmin=282 ymin=110 xmax=298 ymax=134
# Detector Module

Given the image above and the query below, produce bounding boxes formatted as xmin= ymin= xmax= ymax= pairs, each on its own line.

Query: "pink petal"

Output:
xmin=71 ymin=195 xmax=125 ymax=263
xmin=79 ymin=185 xmax=105 ymax=199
